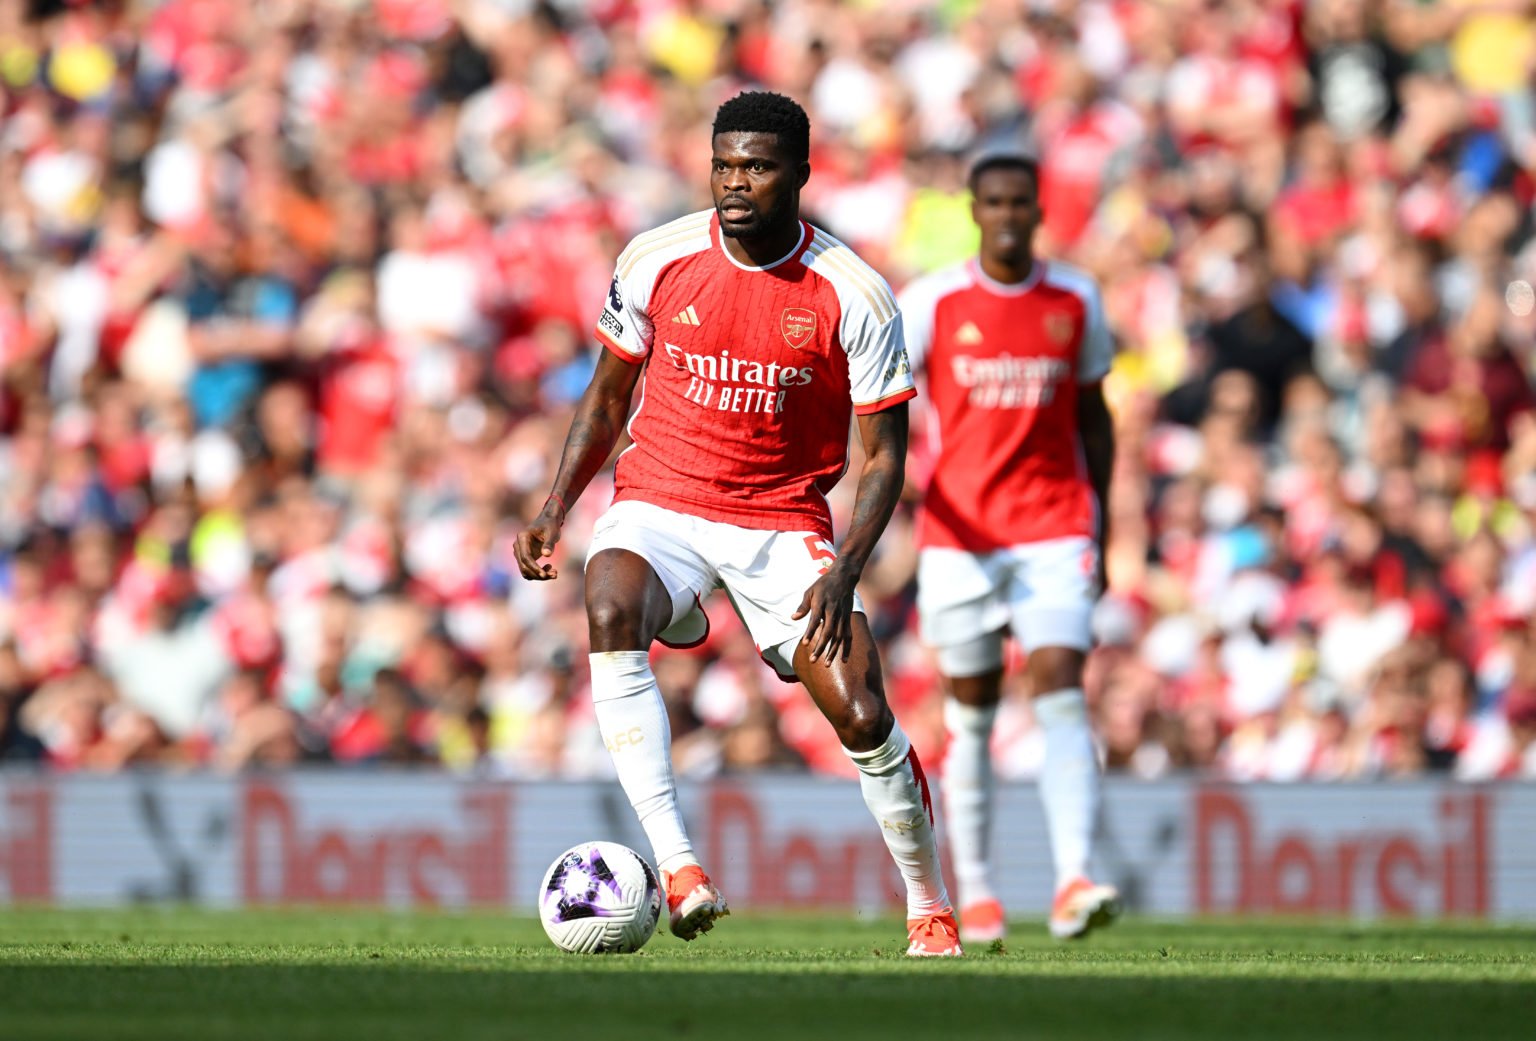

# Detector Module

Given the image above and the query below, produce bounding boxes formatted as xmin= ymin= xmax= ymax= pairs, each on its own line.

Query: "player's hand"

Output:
xmin=515 ymin=504 xmax=566 ymax=581
xmin=792 ymin=562 xmax=859 ymax=663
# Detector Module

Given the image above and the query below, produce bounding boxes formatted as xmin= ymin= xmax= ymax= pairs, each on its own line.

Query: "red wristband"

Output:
xmin=547 ymin=492 xmax=567 ymax=513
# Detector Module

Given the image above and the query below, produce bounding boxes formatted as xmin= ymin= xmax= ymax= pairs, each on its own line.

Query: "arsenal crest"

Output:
xmin=1045 ymin=312 xmax=1074 ymax=345
xmin=781 ymin=307 xmax=817 ymax=350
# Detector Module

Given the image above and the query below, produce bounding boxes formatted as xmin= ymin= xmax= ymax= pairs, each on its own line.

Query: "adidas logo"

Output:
xmin=671 ymin=305 xmax=701 ymax=326
xmin=956 ymin=321 xmax=983 ymax=345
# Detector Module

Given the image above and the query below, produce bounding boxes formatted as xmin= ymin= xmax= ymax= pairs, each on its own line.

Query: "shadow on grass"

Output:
xmin=1143 ymin=919 xmax=1536 ymax=948
xmin=3 ymin=963 xmax=1531 ymax=1041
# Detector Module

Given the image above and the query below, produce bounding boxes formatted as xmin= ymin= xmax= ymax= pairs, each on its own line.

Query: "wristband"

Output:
xmin=547 ymin=492 xmax=567 ymax=514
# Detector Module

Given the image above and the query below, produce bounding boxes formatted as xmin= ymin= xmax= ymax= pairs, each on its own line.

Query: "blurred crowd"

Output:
xmin=1 ymin=0 xmax=1535 ymax=781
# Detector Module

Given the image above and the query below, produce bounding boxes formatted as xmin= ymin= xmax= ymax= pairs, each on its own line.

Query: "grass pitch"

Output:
xmin=1 ymin=909 xmax=1532 ymax=1040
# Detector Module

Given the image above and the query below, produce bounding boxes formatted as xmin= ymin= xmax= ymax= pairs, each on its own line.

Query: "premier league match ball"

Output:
xmin=538 ymin=841 xmax=662 ymax=953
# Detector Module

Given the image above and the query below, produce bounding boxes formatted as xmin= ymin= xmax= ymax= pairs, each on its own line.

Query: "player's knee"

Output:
xmin=586 ymin=596 xmax=648 ymax=650
xmin=1028 ymin=646 xmax=1085 ymax=694
xmin=835 ymin=699 xmax=893 ymax=753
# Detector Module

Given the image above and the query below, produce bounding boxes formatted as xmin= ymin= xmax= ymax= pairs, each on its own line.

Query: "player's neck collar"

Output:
xmin=972 ymin=257 xmax=1044 ymax=296
xmin=713 ymin=216 xmax=808 ymax=272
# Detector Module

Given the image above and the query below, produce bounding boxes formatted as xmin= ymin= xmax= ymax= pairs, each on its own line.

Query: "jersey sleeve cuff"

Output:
xmin=853 ymin=386 xmax=917 ymax=415
xmin=595 ymin=326 xmax=646 ymax=364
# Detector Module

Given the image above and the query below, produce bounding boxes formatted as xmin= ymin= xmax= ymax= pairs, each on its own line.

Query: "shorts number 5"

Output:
xmin=803 ymin=535 xmax=837 ymax=574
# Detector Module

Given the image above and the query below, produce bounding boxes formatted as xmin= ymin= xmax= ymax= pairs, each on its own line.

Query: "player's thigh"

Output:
xmin=1007 ymin=536 xmax=1096 ymax=656
xmin=585 ymin=501 xmax=718 ymax=647
xmin=917 ymin=547 xmax=1010 ymax=676
xmin=717 ymin=528 xmax=865 ymax=681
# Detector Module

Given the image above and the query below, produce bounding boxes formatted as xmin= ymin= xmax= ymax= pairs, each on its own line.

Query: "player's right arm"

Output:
xmin=516 ymin=259 xmax=656 ymax=581
xmin=514 ymin=350 xmax=644 ymax=580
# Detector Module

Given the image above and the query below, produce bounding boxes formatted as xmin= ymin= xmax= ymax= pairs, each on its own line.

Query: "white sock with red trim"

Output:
xmin=844 ymin=721 xmax=951 ymax=918
xmin=941 ymin=699 xmax=998 ymax=908
xmin=1035 ymin=687 xmax=1098 ymax=890
xmin=589 ymin=651 xmax=698 ymax=876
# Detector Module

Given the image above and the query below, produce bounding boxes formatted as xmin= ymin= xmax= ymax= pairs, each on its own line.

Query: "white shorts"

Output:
xmin=585 ymin=500 xmax=864 ymax=680
xmin=917 ymin=536 xmax=1097 ymax=675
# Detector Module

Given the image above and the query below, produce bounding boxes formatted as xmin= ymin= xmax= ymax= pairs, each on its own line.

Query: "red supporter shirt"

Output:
xmin=593 ymin=211 xmax=915 ymax=540
xmin=317 ymin=336 xmax=399 ymax=475
xmin=1038 ymin=103 xmax=1142 ymax=247
xmin=1275 ymin=179 xmax=1356 ymax=247
xmin=899 ymin=259 xmax=1113 ymax=551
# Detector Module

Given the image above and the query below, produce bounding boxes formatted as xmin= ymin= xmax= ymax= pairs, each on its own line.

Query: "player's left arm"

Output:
xmin=1077 ymin=382 xmax=1115 ymax=595
xmin=1076 ymin=275 xmax=1116 ymax=595
xmin=796 ymin=256 xmax=914 ymax=661
xmin=794 ymin=403 xmax=909 ymax=662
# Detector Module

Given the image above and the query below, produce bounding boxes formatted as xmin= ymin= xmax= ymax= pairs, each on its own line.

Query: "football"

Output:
xmin=538 ymin=841 xmax=662 ymax=953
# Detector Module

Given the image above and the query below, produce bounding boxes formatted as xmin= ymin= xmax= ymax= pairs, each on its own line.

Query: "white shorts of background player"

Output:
xmin=917 ymin=536 xmax=1096 ymax=676
xmin=587 ymin=500 xmax=866 ymax=679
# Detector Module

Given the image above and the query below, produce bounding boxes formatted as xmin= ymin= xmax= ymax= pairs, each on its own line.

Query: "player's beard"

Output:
xmin=717 ymin=195 xmax=792 ymax=240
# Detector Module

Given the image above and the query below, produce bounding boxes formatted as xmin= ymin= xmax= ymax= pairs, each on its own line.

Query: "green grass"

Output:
xmin=1 ymin=910 xmax=1533 ymax=1040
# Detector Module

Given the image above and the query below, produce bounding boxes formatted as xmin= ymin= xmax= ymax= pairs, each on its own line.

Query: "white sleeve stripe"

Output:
xmin=617 ymin=209 xmax=711 ymax=260
xmin=1040 ymin=263 xmax=1098 ymax=309
xmin=619 ymin=228 xmax=710 ymax=281
xmin=617 ymin=213 xmax=713 ymax=276
xmin=808 ymin=232 xmax=899 ymax=318
xmin=811 ymin=247 xmax=897 ymax=323
xmin=806 ymin=242 xmax=896 ymax=324
xmin=618 ymin=224 xmax=712 ymax=279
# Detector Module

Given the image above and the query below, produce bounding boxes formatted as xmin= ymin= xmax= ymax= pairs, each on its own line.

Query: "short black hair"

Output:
xmin=712 ymin=91 xmax=811 ymax=165
xmin=968 ymin=152 xmax=1041 ymax=193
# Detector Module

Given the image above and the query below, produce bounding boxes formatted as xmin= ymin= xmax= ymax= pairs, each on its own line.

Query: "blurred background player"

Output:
xmin=515 ymin=92 xmax=960 ymax=956
xmin=899 ymin=153 xmax=1119 ymax=943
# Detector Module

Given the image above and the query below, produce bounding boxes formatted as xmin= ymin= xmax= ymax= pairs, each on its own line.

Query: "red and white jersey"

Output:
xmin=593 ymin=210 xmax=914 ymax=540
xmin=899 ymin=258 xmax=1112 ymax=552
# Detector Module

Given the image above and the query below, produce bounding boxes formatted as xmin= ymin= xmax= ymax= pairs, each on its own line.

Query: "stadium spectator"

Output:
xmin=0 ymin=0 xmax=1532 ymax=787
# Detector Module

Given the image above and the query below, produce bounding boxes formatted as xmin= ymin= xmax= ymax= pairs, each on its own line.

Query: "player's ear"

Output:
xmin=796 ymin=161 xmax=811 ymax=189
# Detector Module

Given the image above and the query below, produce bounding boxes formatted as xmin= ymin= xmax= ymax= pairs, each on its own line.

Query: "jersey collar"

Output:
xmin=971 ymin=257 xmax=1046 ymax=296
xmin=711 ymin=214 xmax=811 ymax=272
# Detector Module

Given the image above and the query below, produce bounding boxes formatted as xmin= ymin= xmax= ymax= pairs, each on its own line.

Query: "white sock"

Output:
xmin=844 ymin=721 xmax=951 ymax=918
xmin=1035 ymin=687 xmax=1099 ymax=890
xmin=589 ymin=651 xmax=698 ymax=876
xmin=941 ymin=699 xmax=998 ymax=908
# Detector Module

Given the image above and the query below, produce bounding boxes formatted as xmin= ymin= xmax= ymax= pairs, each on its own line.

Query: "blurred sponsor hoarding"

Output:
xmin=2 ymin=774 xmax=1532 ymax=919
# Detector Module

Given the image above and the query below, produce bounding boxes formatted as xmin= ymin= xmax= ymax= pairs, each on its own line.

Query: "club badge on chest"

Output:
xmin=781 ymin=307 xmax=817 ymax=350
